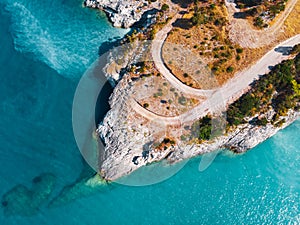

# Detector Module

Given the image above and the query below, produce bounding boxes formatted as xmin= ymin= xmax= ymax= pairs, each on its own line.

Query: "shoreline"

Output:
xmin=109 ymin=112 xmax=299 ymax=182
xmin=84 ymin=0 xmax=161 ymax=28
xmin=96 ymin=39 xmax=300 ymax=181
xmin=85 ymin=1 xmax=300 ymax=181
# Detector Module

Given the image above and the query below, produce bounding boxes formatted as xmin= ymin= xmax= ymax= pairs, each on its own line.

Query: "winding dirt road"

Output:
xmin=131 ymin=0 xmax=300 ymax=125
xmin=151 ymin=13 xmax=215 ymax=97
xmin=133 ymin=34 xmax=300 ymax=125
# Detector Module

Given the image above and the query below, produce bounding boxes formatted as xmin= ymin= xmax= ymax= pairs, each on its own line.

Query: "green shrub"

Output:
xmin=227 ymin=53 xmax=300 ymax=126
xmin=254 ymin=16 xmax=264 ymax=28
xmin=161 ymin=4 xmax=169 ymax=11
xmin=226 ymin=66 xmax=234 ymax=73
xmin=291 ymin=44 xmax=300 ymax=54
xmin=191 ymin=116 xmax=212 ymax=140
xmin=178 ymin=96 xmax=187 ymax=105
xmin=256 ymin=117 xmax=268 ymax=126
xmin=236 ymin=48 xmax=243 ymax=54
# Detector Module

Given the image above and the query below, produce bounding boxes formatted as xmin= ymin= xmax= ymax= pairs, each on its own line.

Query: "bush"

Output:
xmin=191 ymin=12 xmax=207 ymax=26
xmin=149 ymin=29 xmax=156 ymax=40
xmin=163 ymin=138 xmax=170 ymax=144
xmin=236 ymin=48 xmax=243 ymax=54
xmin=227 ymin=53 xmax=300 ymax=126
xmin=212 ymin=66 xmax=219 ymax=72
xmin=226 ymin=66 xmax=234 ymax=73
xmin=161 ymin=4 xmax=169 ymax=11
xmin=257 ymin=117 xmax=268 ymax=126
xmin=178 ymin=96 xmax=187 ymax=105
xmin=291 ymin=44 xmax=300 ymax=55
xmin=254 ymin=16 xmax=264 ymax=28
xmin=191 ymin=116 xmax=212 ymax=140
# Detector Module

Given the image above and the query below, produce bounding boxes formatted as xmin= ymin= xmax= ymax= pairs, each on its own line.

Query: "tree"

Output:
xmin=226 ymin=66 xmax=234 ymax=73
xmin=161 ymin=4 xmax=169 ymax=11
xmin=254 ymin=16 xmax=264 ymax=28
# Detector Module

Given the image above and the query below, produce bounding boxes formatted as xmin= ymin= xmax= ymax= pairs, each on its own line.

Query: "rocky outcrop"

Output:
xmin=84 ymin=0 xmax=160 ymax=28
xmin=97 ymin=67 xmax=299 ymax=181
xmin=93 ymin=8 xmax=300 ymax=180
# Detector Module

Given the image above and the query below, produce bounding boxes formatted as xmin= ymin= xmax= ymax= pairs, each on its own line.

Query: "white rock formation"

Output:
xmin=84 ymin=0 xmax=160 ymax=28
xmin=97 ymin=69 xmax=300 ymax=181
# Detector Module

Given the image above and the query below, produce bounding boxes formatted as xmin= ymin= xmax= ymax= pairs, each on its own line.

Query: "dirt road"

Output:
xmin=226 ymin=0 xmax=298 ymax=48
xmin=134 ymin=34 xmax=300 ymax=125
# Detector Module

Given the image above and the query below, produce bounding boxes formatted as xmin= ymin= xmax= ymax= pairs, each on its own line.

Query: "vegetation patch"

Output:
xmin=155 ymin=137 xmax=176 ymax=151
xmin=191 ymin=115 xmax=212 ymax=141
xmin=227 ymin=52 xmax=300 ymax=127
xmin=234 ymin=0 xmax=288 ymax=28
xmin=164 ymin=0 xmax=255 ymax=85
xmin=187 ymin=52 xmax=300 ymax=144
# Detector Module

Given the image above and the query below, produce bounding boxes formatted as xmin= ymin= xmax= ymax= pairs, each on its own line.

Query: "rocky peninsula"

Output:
xmin=97 ymin=51 xmax=300 ymax=181
xmin=85 ymin=0 xmax=300 ymax=181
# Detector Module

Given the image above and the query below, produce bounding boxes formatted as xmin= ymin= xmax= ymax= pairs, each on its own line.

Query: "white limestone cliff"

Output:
xmin=97 ymin=69 xmax=299 ymax=181
xmin=84 ymin=0 xmax=160 ymax=28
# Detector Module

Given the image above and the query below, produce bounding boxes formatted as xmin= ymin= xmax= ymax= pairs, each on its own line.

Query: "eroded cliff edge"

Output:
xmin=85 ymin=0 xmax=300 ymax=181
xmin=84 ymin=0 xmax=161 ymax=28
xmin=97 ymin=47 xmax=300 ymax=181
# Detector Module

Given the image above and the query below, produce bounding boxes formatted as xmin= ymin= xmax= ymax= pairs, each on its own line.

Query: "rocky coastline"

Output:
xmin=97 ymin=61 xmax=299 ymax=181
xmin=84 ymin=0 xmax=161 ymax=28
xmin=86 ymin=1 xmax=300 ymax=182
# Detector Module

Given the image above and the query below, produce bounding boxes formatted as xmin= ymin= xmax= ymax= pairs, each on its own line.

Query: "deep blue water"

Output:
xmin=0 ymin=0 xmax=299 ymax=224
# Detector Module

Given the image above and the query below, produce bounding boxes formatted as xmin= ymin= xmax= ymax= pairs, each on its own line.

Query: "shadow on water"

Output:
xmin=96 ymin=36 xmax=122 ymax=124
xmin=95 ymin=81 xmax=113 ymax=125
xmin=98 ymin=7 xmax=159 ymax=58
xmin=98 ymin=38 xmax=123 ymax=57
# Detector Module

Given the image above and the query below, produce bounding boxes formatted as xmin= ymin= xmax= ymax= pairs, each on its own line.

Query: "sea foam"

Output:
xmin=4 ymin=0 xmax=128 ymax=79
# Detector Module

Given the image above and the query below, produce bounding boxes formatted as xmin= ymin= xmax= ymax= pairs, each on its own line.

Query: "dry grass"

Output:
xmin=128 ymin=61 xmax=201 ymax=116
xmin=163 ymin=1 xmax=269 ymax=85
xmin=283 ymin=0 xmax=300 ymax=37
xmin=162 ymin=0 xmax=300 ymax=86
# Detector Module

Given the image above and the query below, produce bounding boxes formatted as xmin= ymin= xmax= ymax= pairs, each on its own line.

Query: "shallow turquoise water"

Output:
xmin=0 ymin=0 xmax=299 ymax=224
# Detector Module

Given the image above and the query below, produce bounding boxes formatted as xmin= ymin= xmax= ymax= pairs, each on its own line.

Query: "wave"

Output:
xmin=5 ymin=2 xmax=76 ymax=77
xmin=4 ymin=1 xmax=128 ymax=79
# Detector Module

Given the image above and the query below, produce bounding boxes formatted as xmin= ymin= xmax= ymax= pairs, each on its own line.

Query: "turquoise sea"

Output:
xmin=0 ymin=0 xmax=299 ymax=224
